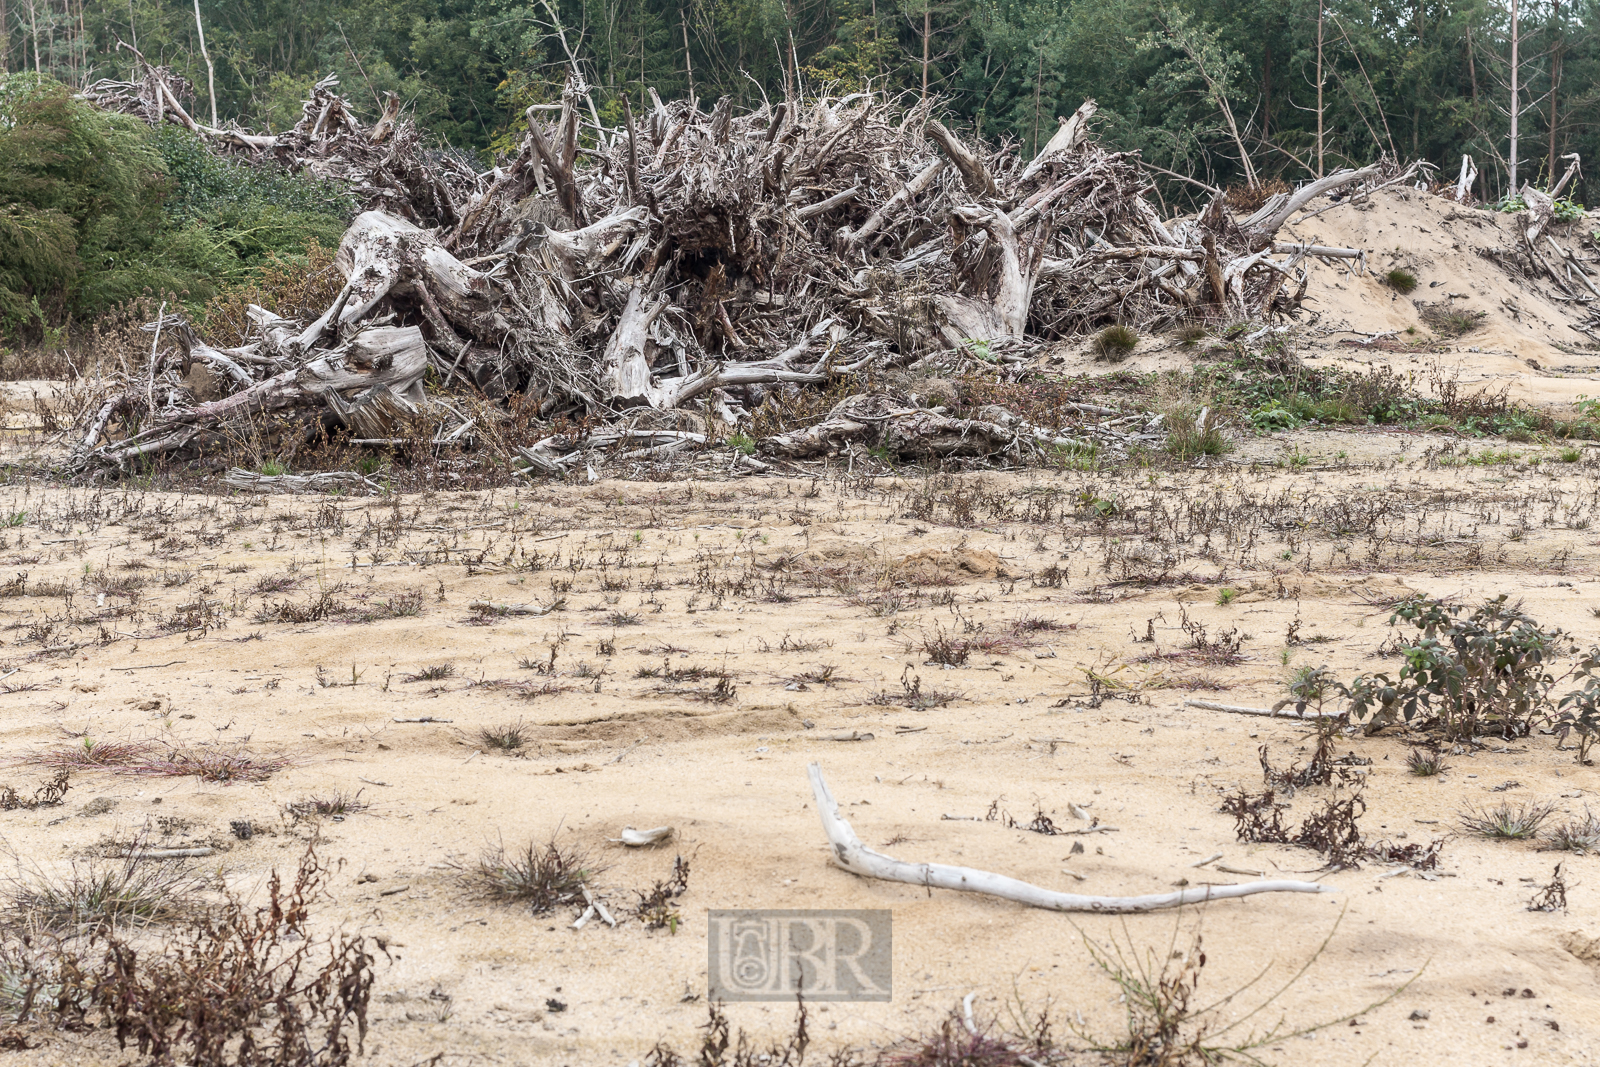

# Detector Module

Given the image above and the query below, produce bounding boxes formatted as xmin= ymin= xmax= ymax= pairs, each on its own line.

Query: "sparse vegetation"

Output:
xmin=1545 ymin=810 xmax=1600 ymax=853
xmin=1406 ymin=749 xmax=1448 ymax=777
xmin=474 ymin=838 xmax=598 ymax=913
xmin=403 ymin=663 xmax=455 ymax=683
xmin=287 ymin=791 xmax=367 ymax=820
xmin=479 ymin=721 xmax=529 ymax=753
xmin=632 ymin=855 xmax=691 ymax=933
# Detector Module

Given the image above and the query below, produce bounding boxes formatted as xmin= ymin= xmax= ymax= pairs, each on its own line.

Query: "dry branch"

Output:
xmin=809 ymin=763 xmax=1331 ymax=912
xmin=69 ymin=68 xmax=1397 ymax=473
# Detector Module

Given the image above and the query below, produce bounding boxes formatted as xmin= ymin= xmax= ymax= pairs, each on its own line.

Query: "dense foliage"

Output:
xmin=0 ymin=72 xmax=352 ymax=341
xmin=5 ymin=0 xmax=1594 ymax=199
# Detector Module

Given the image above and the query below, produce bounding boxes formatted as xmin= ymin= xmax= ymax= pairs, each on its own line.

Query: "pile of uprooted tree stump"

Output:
xmin=72 ymin=68 xmax=1397 ymax=477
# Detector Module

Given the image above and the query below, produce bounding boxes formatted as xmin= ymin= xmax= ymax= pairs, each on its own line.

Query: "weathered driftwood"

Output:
xmin=808 ymin=764 xmax=1331 ymax=913
xmin=222 ymin=468 xmax=383 ymax=494
xmin=72 ymin=67 xmax=1408 ymax=473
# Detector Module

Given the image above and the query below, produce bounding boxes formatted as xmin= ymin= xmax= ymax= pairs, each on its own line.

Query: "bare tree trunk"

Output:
xmin=1316 ymin=0 xmax=1324 ymax=177
xmin=927 ymin=118 xmax=996 ymax=197
xmin=1549 ymin=0 xmax=1562 ymax=186
xmin=1510 ymin=0 xmax=1520 ymax=193
xmin=680 ymin=6 xmax=694 ymax=104
xmin=1030 ymin=48 xmax=1043 ymax=155
xmin=27 ymin=0 xmax=40 ymax=74
xmin=921 ymin=7 xmax=930 ymax=103
xmin=193 ymin=0 xmax=217 ymax=128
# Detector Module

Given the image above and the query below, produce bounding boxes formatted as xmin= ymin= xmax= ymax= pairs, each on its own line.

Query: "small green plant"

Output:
xmin=726 ymin=433 xmax=756 ymax=456
xmin=961 ymin=337 xmax=994 ymax=362
xmin=1405 ymin=749 xmax=1447 ymax=777
xmin=1560 ymin=447 xmax=1582 ymax=463
xmin=1459 ymin=800 xmax=1555 ymax=840
xmin=257 ymin=460 xmax=288 ymax=476
xmin=1093 ymin=324 xmax=1139 ymax=362
xmin=1249 ymin=403 xmax=1301 ymax=431
xmin=1545 ymin=810 xmax=1600 ymax=853
xmin=1215 ymin=588 xmax=1238 ymax=606
xmin=479 ymin=720 xmax=528 ymax=753
xmin=1383 ymin=268 xmax=1418 ymax=294
xmin=632 ymin=855 xmax=691 ymax=933
xmin=1175 ymin=324 xmax=1207 ymax=346
xmin=1555 ymin=648 xmax=1600 ymax=762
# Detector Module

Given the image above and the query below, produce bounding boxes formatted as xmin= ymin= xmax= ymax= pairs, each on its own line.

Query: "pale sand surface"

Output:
xmin=0 ymin=446 xmax=1595 ymax=1063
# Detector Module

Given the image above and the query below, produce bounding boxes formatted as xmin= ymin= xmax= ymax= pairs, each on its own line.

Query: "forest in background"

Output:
xmin=0 ymin=0 xmax=1595 ymax=343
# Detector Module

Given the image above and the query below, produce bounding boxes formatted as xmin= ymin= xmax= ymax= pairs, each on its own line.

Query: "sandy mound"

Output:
xmin=1285 ymin=187 xmax=1600 ymax=406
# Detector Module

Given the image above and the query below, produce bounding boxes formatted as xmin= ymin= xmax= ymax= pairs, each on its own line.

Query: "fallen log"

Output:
xmin=809 ymin=763 xmax=1330 ymax=913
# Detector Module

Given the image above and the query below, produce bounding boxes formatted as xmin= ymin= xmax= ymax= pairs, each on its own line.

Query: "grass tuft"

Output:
xmin=1459 ymin=800 xmax=1555 ymax=840
xmin=286 ymin=790 xmax=366 ymax=819
xmin=1544 ymin=809 xmax=1600 ymax=853
xmin=403 ymin=663 xmax=455 ymax=683
xmin=7 ymin=853 xmax=204 ymax=932
xmin=1406 ymin=749 xmax=1447 ymax=777
xmin=479 ymin=720 xmax=529 ymax=753
xmin=1383 ymin=268 xmax=1418 ymax=294
xmin=1093 ymin=324 xmax=1139 ymax=362
xmin=474 ymin=838 xmax=599 ymax=913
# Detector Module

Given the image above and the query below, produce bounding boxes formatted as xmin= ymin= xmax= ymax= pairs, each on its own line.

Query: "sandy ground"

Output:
xmin=0 ymin=436 xmax=1596 ymax=1064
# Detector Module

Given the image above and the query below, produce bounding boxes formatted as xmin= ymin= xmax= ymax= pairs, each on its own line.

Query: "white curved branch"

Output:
xmin=807 ymin=763 xmax=1332 ymax=913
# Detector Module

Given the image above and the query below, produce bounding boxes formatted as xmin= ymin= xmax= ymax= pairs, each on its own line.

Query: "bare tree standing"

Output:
xmin=25 ymin=0 xmax=40 ymax=74
xmin=1509 ymin=0 xmax=1520 ymax=190
xmin=193 ymin=0 xmax=218 ymax=128
xmin=922 ymin=4 xmax=930 ymax=100
xmin=1548 ymin=0 xmax=1562 ymax=182
xmin=1316 ymin=0 xmax=1324 ymax=177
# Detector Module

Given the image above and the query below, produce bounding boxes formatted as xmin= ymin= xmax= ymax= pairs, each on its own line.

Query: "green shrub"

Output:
xmin=0 ymin=74 xmax=171 ymax=336
xmin=1093 ymin=324 xmax=1139 ymax=361
xmin=0 ymin=73 xmax=354 ymax=345
xmin=1383 ymin=268 xmax=1418 ymax=294
xmin=1343 ymin=595 xmax=1571 ymax=741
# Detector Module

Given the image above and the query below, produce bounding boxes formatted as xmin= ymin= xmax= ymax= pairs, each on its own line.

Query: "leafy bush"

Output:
xmin=1344 ymin=596 xmax=1571 ymax=740
xmin=1555 ymin=649 xmax=1600 ymax=762
xmin=0 ymin=75 xmax=173 ymax=336
xmin=0 ymin=73 xmax=353 ymax=346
